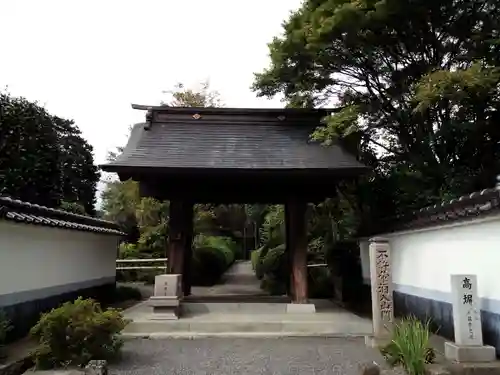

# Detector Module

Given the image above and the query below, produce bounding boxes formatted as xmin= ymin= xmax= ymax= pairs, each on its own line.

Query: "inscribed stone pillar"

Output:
xmin=444 ymin=274 xmax=495 ymax=362
xmin=366 ymin=237 xmax=394 ymax=346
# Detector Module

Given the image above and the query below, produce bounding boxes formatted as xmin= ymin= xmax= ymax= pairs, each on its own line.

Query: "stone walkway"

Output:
xmin=119 ymin=261 xmax=267 ymax=300
xmin=110 ymin=337 xmax=401 ymax=375
xmin=120 ymin=260 xmax=374 ymax=337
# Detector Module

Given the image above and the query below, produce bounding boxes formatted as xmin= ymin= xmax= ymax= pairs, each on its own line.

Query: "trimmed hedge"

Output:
xmin=250 ymin=247 xmax=263 ymax=270
xmin=191 ymin=235 xmax=238 ymax=286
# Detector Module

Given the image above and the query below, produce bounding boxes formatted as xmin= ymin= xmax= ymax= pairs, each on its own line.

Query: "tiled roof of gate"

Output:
xmin=100 ymin=107 xmax=368 ymax=172
xmin=373 ymin=187 xmax=500 ymax=235
xmin=0 ymin=196 xmax=124 ymax=236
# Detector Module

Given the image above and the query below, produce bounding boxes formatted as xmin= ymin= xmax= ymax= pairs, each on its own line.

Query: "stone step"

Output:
xmin=184 ymin=295 xmax=290 ymax=303
xmin=222 ymin=274 xmax=260 ymax=284
xmin=122 ymin=318 xmax=372 ymax=337
xmin=122 ymin=301 xmax=374 ymax=338
xmin=182 ymin=302 xmax=288 ymax=314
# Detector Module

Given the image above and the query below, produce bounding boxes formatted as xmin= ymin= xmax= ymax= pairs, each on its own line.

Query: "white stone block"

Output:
xmin=154 ymin=274 xmax=182 ymax=297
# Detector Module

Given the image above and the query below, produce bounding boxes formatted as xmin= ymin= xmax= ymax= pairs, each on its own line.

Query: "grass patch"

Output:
xmin=380 ymin=316 xmax=436 ymax=375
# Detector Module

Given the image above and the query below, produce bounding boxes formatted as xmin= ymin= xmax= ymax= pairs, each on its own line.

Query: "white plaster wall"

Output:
xmin=360 ymin=214 xmax=500 ymax=304
xmin=0 ymin=221 xmax=119 ymax=296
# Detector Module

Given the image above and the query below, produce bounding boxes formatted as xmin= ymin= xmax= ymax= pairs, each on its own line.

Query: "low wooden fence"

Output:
xmin=116 ymin=258 xmax=168 ymax=271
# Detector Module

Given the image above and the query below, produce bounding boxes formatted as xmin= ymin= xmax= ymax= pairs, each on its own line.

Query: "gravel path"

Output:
xmin=110 ymin=337 xmax=396 ymax=375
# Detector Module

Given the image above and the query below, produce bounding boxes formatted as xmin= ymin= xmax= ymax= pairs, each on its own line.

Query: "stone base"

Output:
xmin=365 ymin=335 xmax=391 ymax=348
xmin=286 ymin=303 xmax=316 ymax=313
xmin=444 ymin=342 xmax=496 ymax=363
xmin=148 ymin=296 xmax=180 ymax=307
xmin=148 ymin=296 xmax=181 ymax=320
xmin=149 ymin=311 xmax=179 ymax=320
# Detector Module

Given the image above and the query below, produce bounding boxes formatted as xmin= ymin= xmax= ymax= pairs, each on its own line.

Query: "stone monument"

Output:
xmin=365 ymin=237 xmax=394 ymax=347
xmin=444 ymin=274 xmax=495 ymax=362
xmin=148 ymin=274 xmax=183 ymax=320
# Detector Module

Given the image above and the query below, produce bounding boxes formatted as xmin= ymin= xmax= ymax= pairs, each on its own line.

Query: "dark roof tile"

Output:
xmin=101 ymin=107 xmax=367 ymax=172
xmin=368 ymin=187 xmax=500 ymax=236
xmin=0 ymin=196 xmax=124 ymax=236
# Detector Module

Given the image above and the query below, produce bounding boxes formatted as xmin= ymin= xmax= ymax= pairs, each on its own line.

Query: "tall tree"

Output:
xmin=253 ymin=0 xmax=500 ymax=227
xmin=162 ymin=81 xmax=223 ymax=107
xmin=0 ymin=91 xmax=99 ymax=213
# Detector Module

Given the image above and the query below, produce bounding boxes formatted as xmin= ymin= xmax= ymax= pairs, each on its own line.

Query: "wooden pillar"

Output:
xmin=284 ymin=203 xmax=294 ymax=299
xmin=288 ymin=200 xmax=308 ymax=304
xmin=167 ymin=200 xmax=185 ymax=275
xmin=182 ymin=202 xmax=194 ymax=296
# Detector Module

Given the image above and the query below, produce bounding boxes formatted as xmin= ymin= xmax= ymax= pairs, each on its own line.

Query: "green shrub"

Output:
xmin=195 ymin=234 xmax=237 ymax=252
xmin=0 ymin=310 xmax=12 ymax=360
xmin=308 ymin=267 xmax=333 ymax=298
xmin=191 ymin=246 xmax=228 ymax=286
xmin=261 ymin=244 xmax=286 ymax=273
xmin=255 ymin=244 xmax=271 ymax=280
xmin=380 ymin=316 xmax=436 ymax=375
xmin=30 ymin=297 xmax=129 ymax=369
xmin=194 ymin=234 xmax=237 ymax=266
xmin=260 ymin=275 xmax=287 ymax=295
xmin=190 ymin=235 xmax=239 ymax=286
xmin=250 ymin=248 xmax=262 ymax=270
xmin=258 ymin=245 xmax=288 ymax=292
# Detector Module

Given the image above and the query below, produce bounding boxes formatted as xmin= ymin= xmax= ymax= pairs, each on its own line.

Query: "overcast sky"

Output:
xmin=0 ymin=0 xmax=303 ymax=166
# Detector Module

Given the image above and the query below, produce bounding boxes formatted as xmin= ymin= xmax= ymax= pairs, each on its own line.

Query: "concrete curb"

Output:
xmin=121 ymin=332 xmax=370 ymax=339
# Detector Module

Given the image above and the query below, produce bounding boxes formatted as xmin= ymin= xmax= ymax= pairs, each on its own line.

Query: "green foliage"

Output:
xmin=259 ymin=205 xmax=285 ymax=249
xmin=255 ymin=245 xmax=271 ymax=280
xmin=118 ymin=243 xmax=140 ymax=259
xmin=250 ymin=248 xmax=263 ymax=271
xmin=30 ymin=297 xmax=128 ymax=369
xmin=0 ymin=310 xmax=12 ymax=345
xmin=261 ymin=244 xmax=286 ymax=275
xmin=192 ymin=247 xmax=227 ymax=286
xmin=162 ymin=81 xmax=223 ymax=108
xmin=194 ymin=234 xmax=237 ymax=265
xmin=311 ymin=106 xmax=361 ymax=146
xmin=191 ymin=235 xmax=239 ymax=285
xmin=0 ymin=310 xmax=12 ymax=360
xmin=257 ymin=245 xmax=288 ymax=294
xmin=260 ymin=275 xmax=287 ymax=296
xmin=60 ymin=201 xmax=87 ymax=215
xmin=101 ymin=179 xmax=142 ymax=240
xmin=414 ymin=63 xmax=500 ymax=113
xmin=380 ymin=316 xmax=436 ymax=375
xmin=137 ymin=224 xmax=169 ymax=258
xmin=0 ymin=91 xmax=98 ymax=213
xmin=253 ymin=0 xmax=500 ymax=234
